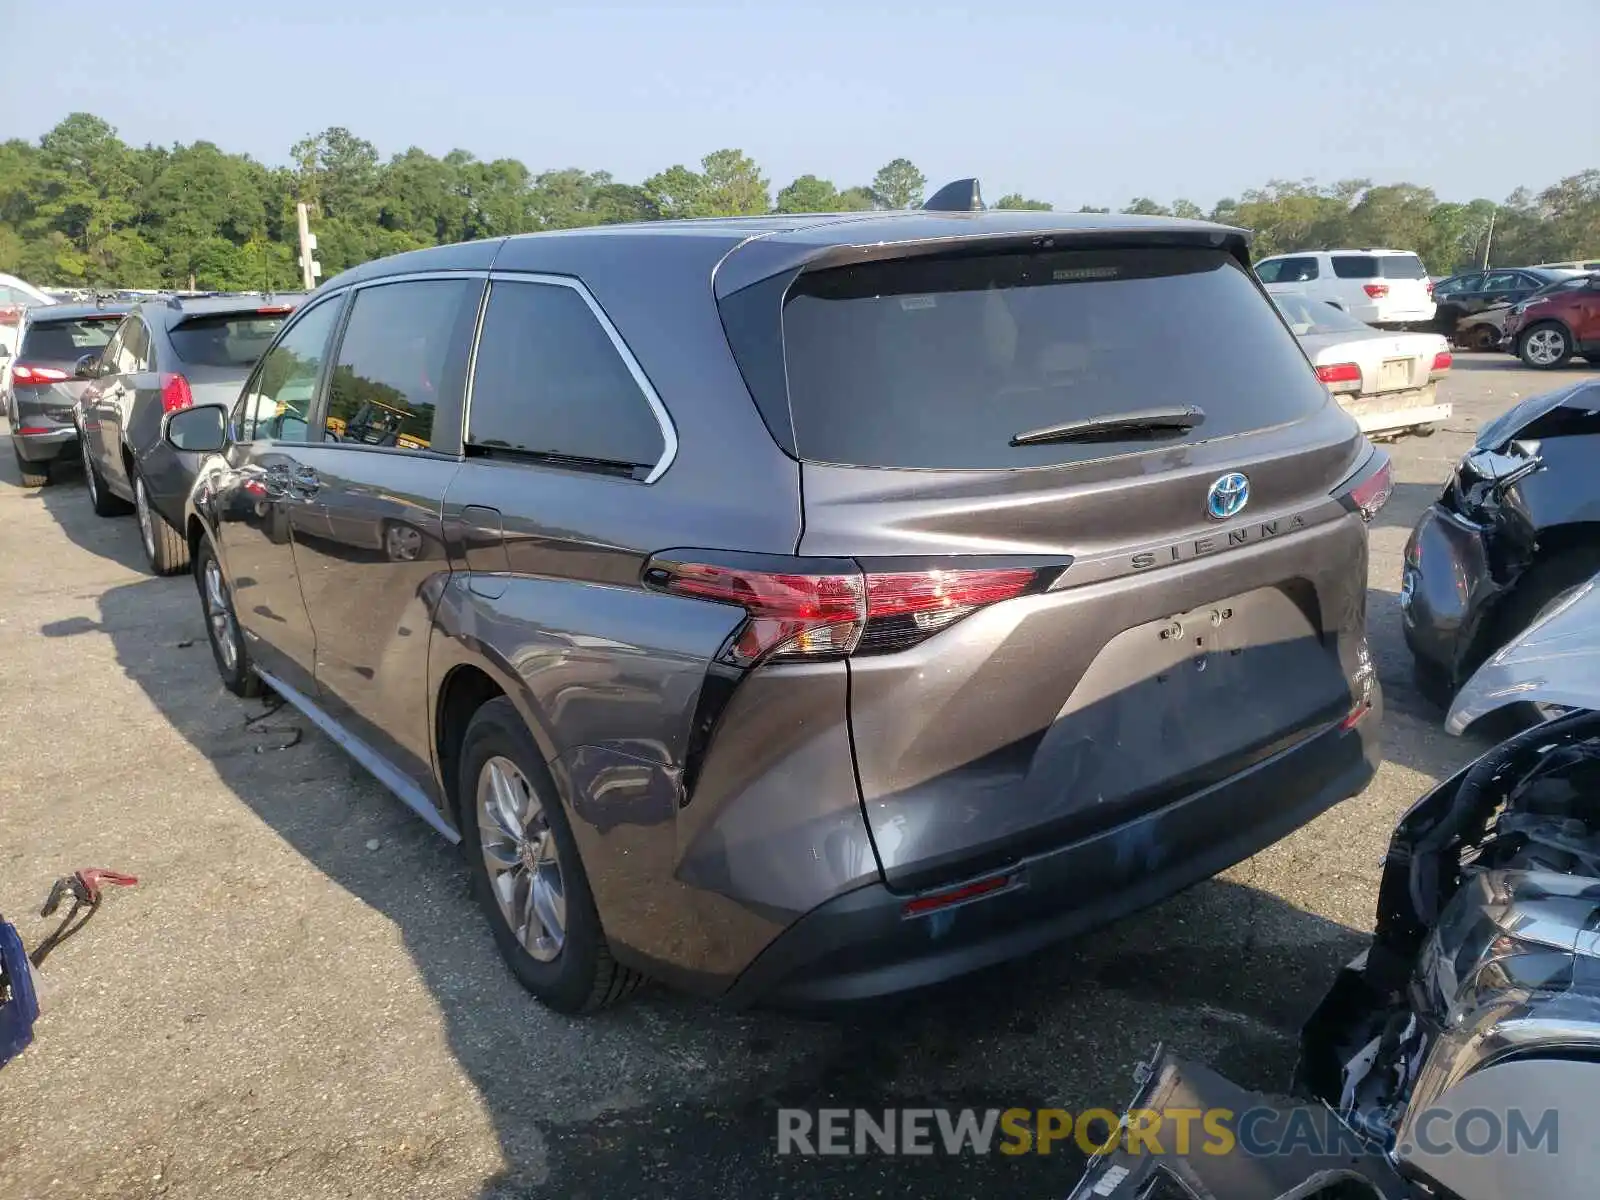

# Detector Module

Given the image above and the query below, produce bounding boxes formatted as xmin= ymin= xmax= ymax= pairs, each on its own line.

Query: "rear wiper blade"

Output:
xmin=1010 ymin=405 xmax=1205 ymax=447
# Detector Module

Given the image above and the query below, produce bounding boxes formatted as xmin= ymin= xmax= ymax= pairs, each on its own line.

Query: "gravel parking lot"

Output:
xmin=1 ymin=354 xmax=1588 ymax=1199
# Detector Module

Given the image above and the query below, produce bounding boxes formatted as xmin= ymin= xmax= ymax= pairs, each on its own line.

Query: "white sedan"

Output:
xmin=1275 ymin=294 xmax=1452 ymax=439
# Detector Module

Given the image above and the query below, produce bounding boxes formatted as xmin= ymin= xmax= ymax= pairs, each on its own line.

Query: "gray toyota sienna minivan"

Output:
xmin=163 ymin=204 xmax=1389 ymax=1012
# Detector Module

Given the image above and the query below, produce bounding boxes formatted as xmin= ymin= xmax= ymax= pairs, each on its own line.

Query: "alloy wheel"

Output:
xmin=476 ymin=756 xmax=566 ymax=962
xmin=203 ymin=556 xmax=239 ymax=672
xmin=1525 ymin=328 xmax=1566 ymax=366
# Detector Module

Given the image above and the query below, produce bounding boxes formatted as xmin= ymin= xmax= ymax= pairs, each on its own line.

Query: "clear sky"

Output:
xmin=3 ymin=0 xmax=1591 ymax=209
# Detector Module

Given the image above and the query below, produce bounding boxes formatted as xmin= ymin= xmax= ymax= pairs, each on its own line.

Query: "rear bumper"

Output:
xmin=10 ymin=425 xmax=77 ymax=462
xmin=1400 ymin=504 xmax=1497 ymax=687
xmin=726 ymin=695 xmax=1380 ymax=1005
xmin=1341 ymin=388 xmax=1450 ymax=435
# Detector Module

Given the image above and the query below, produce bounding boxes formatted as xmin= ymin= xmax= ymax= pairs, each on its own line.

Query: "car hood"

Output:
xmin=1446 ymin=571 xmax=1600 ymax=733
xmin=1475 ymin=379 xmax=1600 ymax=449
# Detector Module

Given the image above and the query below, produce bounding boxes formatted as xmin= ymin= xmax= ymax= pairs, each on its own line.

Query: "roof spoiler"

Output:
xmin=922 ymin=178 xmax=984 ymax=212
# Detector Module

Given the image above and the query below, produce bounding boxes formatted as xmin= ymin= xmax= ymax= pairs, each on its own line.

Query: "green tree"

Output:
xmin=1122 ymin=197 xmax=1170 ymax=216
xmin=871 ymin=157 xmax=925 ymax=209
xmin=0 ymin=109 xmax=1592 ymax=297
xmin=993 ymin=193 xmax=1052 ymax=210
xmin=643 ymin=163 xmax=709 ymax=219
xmin=776 ymin=174 xmax=841 ymax=213
xmin=32 ymin=113 xmax=141 ymax=282
xmin=700 ymin=149 xmax=768 ymax=216
xmin=1171 ymin=199 xmax=1204 ymax=220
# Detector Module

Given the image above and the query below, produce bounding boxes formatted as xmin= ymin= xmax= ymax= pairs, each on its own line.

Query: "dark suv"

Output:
xmin=75 ymin=292 xmax=305 ymax=574
xmin=162 ymin=207 xmax=1388 ymax=1012
xmin=4 ymin=301 xmax=131 ymax=486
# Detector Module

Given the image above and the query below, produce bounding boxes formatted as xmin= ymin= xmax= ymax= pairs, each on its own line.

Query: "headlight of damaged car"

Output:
xmin=1417 ymin=871 xmax=1594 ymax=1025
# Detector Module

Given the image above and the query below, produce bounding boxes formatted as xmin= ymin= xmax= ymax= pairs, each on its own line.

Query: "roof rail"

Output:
xmin=923 ymin=178 xmax=985 ymax=212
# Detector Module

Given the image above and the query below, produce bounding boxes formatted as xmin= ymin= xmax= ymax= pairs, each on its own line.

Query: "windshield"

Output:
xmin=169 ymin=313 xmax=291 ymax=367
xmin=1273 ymin=295 xmax=1371 ymax=336
xmin=780 ymin=246 xmax=1330 ymax=469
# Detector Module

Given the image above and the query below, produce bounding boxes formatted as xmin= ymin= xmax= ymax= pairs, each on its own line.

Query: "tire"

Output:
xmin=458 ymin=697 xmax=643 ymax=1013
xmin=1411 ymin=657 xmax=1453 ymax=711
xmin=135 ymin=473 xmax=190 ymax=576
xmin=13 ymin=449 xmax=49 ymax=488
xmin=1468 ymin=324 xmax=1500 ymax=352
xmin=1411 ymin=423 xmax=1439 ymax=437
xmin=194 ymin=537 xmax=261 ymax=698
xmin=79 ymin=430 xmax=133 ymax=516
xmin=1518 ymin=322 xmax=1572 ymax=370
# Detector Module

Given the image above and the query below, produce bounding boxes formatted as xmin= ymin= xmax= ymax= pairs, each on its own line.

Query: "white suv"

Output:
xmin=1254 ymin=249 xmax=1436 ymax=328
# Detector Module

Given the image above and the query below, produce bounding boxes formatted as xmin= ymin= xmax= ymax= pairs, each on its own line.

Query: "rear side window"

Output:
xmin=1331 ymin=256 xmax=1379 ymax=278
xmin=466 ymin=279 xmax=666 ymax=476
xmin=170 ymin=313 xmax=291 ymax=367
xmin=779 ymin=247 xmax=1331 ymax=470
xmin=1377 ymin=255 xmax=1427 ymax=279
xmin=1257 ymin=256 xmax=1318 ymax=283
xmin=106 ymin=317 xmax=152 ymax=373
xmin=18 ymin=317 xmax=119 ymax=361
xmin=324 ymin=279 xmax=476 ymax=453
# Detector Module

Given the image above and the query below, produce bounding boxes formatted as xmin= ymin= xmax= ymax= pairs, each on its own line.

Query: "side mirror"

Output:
xmin=164 ymin=403 xmax=228 ymax=453
xmin=73 ymin=353 xmax=99 ymax=379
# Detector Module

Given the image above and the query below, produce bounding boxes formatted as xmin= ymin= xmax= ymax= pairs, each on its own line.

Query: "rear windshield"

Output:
xmin=19 ymin=317 xmax=120 ymax=362
xmin=169 ymin=313 xmax=290 ymax=367
xmin=1331 ymin=254 xmax=1427 ymax=280
xmin=1273 ymin=295 xmax=1370 ymax=335
xmin=779 ymin=247 xmax=1329 ymax=469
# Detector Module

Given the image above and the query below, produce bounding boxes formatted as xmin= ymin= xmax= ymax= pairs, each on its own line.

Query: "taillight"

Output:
xmin=1425 ymin=280 xmax=1435 ymax=296
xmin=1316 ymin=362 xmax=1362 ymax=393
xmin=0 ymin=305 xmax=22 ymax=327
xmin=1363 ymin=283 xmax=1389 ymax=299
xmin=257 ymin=306 xmax=293 ymax=315
xmin=860 ymin=568 xmax=1039 ymax=653
xmin=651 ymin=561 xmax=865 ymax=666
xmin=1341 ymin=453 xmax=1393 ymax=522
xmin=11 ymin=363 xmax=70 ymax=385
xmin=160 ymin=373 xmax=194 ymax=413
xmin=1430 ymin=351 xmax=1452 ymax=374
xmin=644 ymin=556 xmax=1049 ymax=667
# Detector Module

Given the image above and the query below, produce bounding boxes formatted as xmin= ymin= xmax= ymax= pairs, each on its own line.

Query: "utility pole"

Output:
xmin=296 ymin=202 xmax=321 ymax=290
xmin=1481 ymin=208 xmax=1496 ymax=270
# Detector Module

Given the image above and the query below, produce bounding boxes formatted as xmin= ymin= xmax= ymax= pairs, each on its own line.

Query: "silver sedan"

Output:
xmin=1276 ymin=293 xmax=1453 ymax=439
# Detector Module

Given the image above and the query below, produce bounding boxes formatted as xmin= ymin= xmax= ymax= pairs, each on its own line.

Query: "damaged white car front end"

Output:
xmin=1070 ymin=707 xmax=1600 ymax=1200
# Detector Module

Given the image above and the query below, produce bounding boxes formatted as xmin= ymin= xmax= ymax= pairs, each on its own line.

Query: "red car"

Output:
xmin=1501 ymin=271 xmax=1600 ymax=369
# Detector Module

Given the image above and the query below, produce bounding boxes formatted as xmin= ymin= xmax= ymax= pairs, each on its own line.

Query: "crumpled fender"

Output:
xmin=1447 ymin=571 xmax=1600 ymax=733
